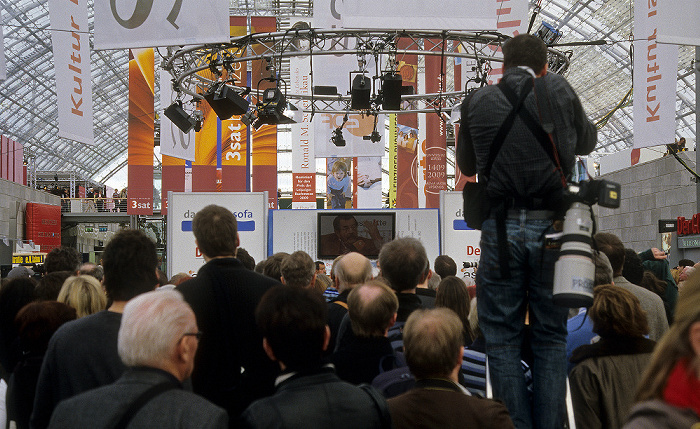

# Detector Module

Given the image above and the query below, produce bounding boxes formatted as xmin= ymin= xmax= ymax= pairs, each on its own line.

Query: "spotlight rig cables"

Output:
xmin=163 ymin=29 xmax=571 ymax=118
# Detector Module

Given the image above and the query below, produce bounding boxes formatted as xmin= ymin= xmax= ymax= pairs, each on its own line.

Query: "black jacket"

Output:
xmin=177 ymin=258 xmax=281 ymax=419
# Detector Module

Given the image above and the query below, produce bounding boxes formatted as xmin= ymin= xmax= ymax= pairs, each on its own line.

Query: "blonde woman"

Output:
xmin=624 ymin=271 xmax=700 ymax=428
xmin=57 ymin=275 xmax=108 ymax=318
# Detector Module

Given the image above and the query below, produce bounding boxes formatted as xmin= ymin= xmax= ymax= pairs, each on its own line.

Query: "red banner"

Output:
xmin=423 ymin=40 xmax=448 ymax=208
xmin=25 ymin=203 xmax=61 ymax=252
xmin=1 ymin=136 xmax=9 ymax=181
xmin=127 ymin=49 xmax=154 ymax=214
xmin=161 ymin=155 xmax=185 ymax=215
xmin=396 ymin=38 xmax=418 ymax=208
xmin=251 ymin=17 xmax=278 ymax=209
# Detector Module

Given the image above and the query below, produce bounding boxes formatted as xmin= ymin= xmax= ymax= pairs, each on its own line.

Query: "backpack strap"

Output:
xmin=332 ymin=300 xmax=348 ymax=310
xmin=360 ymin=384 xmax=392 ymax=429
xmin=112 ymin=381 xmax=176 ymax=429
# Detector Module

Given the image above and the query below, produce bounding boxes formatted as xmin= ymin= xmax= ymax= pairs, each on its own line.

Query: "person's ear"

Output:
xmin=322 ymin=326 xmax=331 ymax=352
xmin=235 ymin=233 xmax=240 ymax=249
xmin=310 ymin=273 xmax=317 ymax=289
xmin=262 ymin=338 xmax=277 ymax=362
xmin=280 ymin=276 xmax=287 ymax=285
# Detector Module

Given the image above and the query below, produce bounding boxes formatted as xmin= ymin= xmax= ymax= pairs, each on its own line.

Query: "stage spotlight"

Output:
xmin=203 ymin=82 xmax=249 ymax=120
xmin=257 ymin=87 xmax=297 ymax=125
xmin=331 ymin=128 xmax=346 ymax=147
xmin=535 ymin=22 xmax=563 ymax=45
xmin=164 ymin=102 xmax=198 ymax=133
xmin=351 ymin=75 xmax=371 ymax=110
xmin=380 ymin=72 xmax=402 ymax=110
xmin=313 ymin=86 xmax=338 ymax=95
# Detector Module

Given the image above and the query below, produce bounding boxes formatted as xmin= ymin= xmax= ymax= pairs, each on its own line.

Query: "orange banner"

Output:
xmin=423 ymin=39 xmax=448 ymax=208
xmin=128 ymin=48 xmax=154 ymax=215
xmin=396 ymin=38 xmax=418 ymax=208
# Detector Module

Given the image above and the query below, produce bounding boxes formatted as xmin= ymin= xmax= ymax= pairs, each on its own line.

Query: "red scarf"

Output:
xmin=663 ymin=358 xmax=700 ymax=417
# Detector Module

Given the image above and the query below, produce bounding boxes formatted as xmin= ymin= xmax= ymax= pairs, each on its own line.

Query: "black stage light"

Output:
xmin=257 ymin=88 xmax=296 ymax=125
xmin=313 ymin=85 xmax=339 ymax=95
xmin=203 ymin=82 xmax=249 ymax=120
xmin=351 ymin=75 xmax=371 ymax=110
xmin=164 ymin=102 xmax=197 ymax=133
xmin=380 ymin=72 xmax=403 ymax=110
xmin=331 ymin=128 xmax=346 ymax=147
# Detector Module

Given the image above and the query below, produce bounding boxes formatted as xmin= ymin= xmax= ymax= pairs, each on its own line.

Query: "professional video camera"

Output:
xmin=552 ymin=179 xmax=621 ymax=307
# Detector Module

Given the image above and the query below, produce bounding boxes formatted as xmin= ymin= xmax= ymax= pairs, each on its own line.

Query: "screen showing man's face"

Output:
xmin=336 ymin=218 xmax=358 ymax=242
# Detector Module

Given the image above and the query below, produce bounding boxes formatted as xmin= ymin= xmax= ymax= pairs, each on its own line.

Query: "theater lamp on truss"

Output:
xmin=242 ymin=77 xmax=299 ymax=129
xmin=203 ymin=82 xmax=250 ymax=120
xmin=164 ymin=100 xmax=202 ymax=133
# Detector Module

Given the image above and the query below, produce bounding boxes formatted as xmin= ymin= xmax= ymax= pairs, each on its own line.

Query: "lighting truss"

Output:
xmin=163 ymin=29 xmax=571 ymax=115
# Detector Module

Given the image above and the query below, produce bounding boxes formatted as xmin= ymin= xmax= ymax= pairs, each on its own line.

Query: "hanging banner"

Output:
xmin=313 ymin=0 xmax=342 ymax=29
xmin=251 ymin=17 xmax=278 ymax=209
xmin=339 ymin=0 xmax=497 ymax=31
xmin=423 ymin=40 xmax=448 ymax=208
xmin=388 ymin=114 xmax=398 ymax=207
xmin=161 ymin=155 xmax=185 ymax=215
xmin=128 ymin=48 xmax=154 ymax=215
xmin=191 ymin=60 xmax=218 ymax=192
xmin=396 ymin=38 xmax=418 ymax=208
xmin=94 ymin=0 xmax=229 ymax=49
xmin=487 ymin=0 xmax=529 ymax=84
xmin=290 ymin=55 xmax=316 ymax=209
xmin=49 ymin=0 xmax=94 ymax=145
xmin=326 ymin=157 xmax=353 ymax=209
xmin=159 ymin=69 xmax=196 ymax=161
xmin=221 ymin=16 xmax=249 ymax=192
xmin=356 ymin=157 xmax=383 ymax=208
xmin=658 ymin=0 xmax=700 ymax=45
xmin=633 ymin=0 xmax=679 ymax=148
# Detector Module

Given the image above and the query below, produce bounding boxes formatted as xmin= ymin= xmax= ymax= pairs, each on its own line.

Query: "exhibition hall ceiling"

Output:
xmin=0 ymin=0 xmax=695 ymax=183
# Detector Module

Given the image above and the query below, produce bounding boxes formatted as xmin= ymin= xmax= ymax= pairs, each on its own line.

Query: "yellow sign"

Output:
xmin=12 ymin=253 xmax=46 ymax=265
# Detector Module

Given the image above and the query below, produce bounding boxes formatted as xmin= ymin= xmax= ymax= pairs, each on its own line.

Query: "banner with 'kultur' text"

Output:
xmin=632 ymin=0 xmax=678 ymax=149
xmin=49 ymin=0 xmax=94 ymax=145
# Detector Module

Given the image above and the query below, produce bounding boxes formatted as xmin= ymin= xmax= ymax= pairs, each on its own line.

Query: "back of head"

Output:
xmin=0 ymin=277 xmax=38 ymax=331
xmin=36 ymin=271 xmax=72 ymax=301
xmin=256 ymin=286 xmax=327 ymax=371
xmin=590 ymin=284 xmax=648 ymax=338
xmin=434 ymin=255 xmax=457 ymax=278
xmin=335 ymin=252 xmax=373 ymax=292
xmin=502 ymin=34 xmax=548 ymax=72
xmin=636 ymin=269 xmax=700 ymax=401
xmin=622 ymin=248 xmax=644 ymax=285
xmin=435 ymin=276 xmax=472 ymax=341
xmin=593 ymin=251 xmax=614 ymax=286
xmin=593 ymin=232 xmax=625 ymax=275
xmin=78 ymin=263 xmax=104 ymax=282
xmin=102 ymin=229 xmax=158 ymax=302
xmin=378 ymin=237 xmax=428 ymax=292
xmin=192 ymin=205 xmax=238 ymax=258
xmin=280 ymin=251 xmax=315 ymax=288
xmin=403 ymin=308 xmax=463 ymax=379
xmin=640 ymin=271 xmax=667 ymax=298
xmin=58 ymin=275 xmax=108 ymax=318
xmin=15 ymin=301 xmax=76 ymax=355
xmin=168 ymin=272 xmax=192 ymax=286
xmin=118 ymin=290 xmax=195 ymax=368
xmin=678 ymin=259 xmax=695 ymax=268
xmin=156 ymin=269 xmax=168 ymax=287
xmin=44 ymin=246 xmax=81 ymax=274
xmin=235 ymin=248 xmax=256 ymax=270
xmin=348 ymin=280 xmax=398 ymax=338
xmin=263 ymin=252 xmax=289 ymax=283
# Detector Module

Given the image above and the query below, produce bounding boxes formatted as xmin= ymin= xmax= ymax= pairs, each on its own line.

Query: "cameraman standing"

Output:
xmin=457 ymin=34 xmax=596 ymax=429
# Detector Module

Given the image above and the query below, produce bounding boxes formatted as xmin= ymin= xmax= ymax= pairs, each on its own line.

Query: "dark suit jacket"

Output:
xmin=388 ymin=378 xmax=514 ymax=429
xmin=48 ymin=367 xmax=227 ymax=428
xmin=241 ymin=367 xmax=387 ymax=429
xmin=177 ymin=258 xmax=281 ymax=418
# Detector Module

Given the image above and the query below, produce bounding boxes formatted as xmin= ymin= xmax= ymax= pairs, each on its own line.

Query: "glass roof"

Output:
xmin=0 ymin=0 xmax=695 ymax=185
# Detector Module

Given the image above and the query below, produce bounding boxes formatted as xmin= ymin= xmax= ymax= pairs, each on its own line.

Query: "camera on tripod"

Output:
xmin=553 ymin=179 xmax=620 ymax=308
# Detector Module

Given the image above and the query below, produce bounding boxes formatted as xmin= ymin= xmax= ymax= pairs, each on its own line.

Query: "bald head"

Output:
xmin=335 ymin=252 xmax=373 ymax=292
xmin=347 ymin=280 xmax=398 ymax=337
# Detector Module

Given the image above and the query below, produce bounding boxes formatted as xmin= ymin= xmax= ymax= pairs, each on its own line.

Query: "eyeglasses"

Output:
xmin=181 ymin=332 xmax=203 ymax=341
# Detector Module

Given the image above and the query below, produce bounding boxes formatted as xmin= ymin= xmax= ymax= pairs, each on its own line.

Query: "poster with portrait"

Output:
xmin=326 ymin=157 xmax=353 ymax=209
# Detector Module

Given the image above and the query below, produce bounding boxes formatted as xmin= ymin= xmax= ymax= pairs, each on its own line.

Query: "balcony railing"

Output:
xmin=61 ymin=198 xmax=128 ymax=214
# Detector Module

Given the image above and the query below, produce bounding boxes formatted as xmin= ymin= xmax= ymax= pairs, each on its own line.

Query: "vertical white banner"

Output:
xmin=159 ymin=69 xmax=196 ymax=161
xmin=94 ymin=0 xmax=229 ymax=49
xmin=49 ymin=0 xmax=94 ymax=145
xmin=356 ymin=156 xmax=382 ymax=208
xmin=633 ymin=0 xmax=679 ymax=148
xmin=0 ymin=11 xmax=6 ymax=81
xmin=313 ymin=0 xmax=343 ymax=29
xmin=290 ymin=56 xmax=317 ymax=209
xmin=487 ymin=0 xmax=529 ymax=84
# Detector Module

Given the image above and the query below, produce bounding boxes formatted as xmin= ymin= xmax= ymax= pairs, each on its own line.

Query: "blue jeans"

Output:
xmin=476 ymin=214 xmax=568 ymax=429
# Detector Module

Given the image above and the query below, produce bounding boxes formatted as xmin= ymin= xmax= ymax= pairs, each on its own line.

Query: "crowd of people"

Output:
xmin=0 ymin=203 xmax=698 ymax=428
